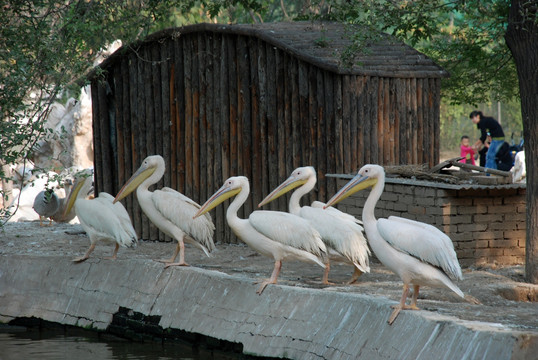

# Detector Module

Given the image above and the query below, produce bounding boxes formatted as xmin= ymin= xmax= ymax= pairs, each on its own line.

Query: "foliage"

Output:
xmin=0 ymin=0 xmax=255 ymax=223
xmin=440 ymin=99 xmax=523 ymax=154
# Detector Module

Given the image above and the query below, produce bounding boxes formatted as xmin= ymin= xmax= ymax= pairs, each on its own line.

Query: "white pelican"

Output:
xmin=65 ymin=173 xmax=138 ymax=262
xmin=194 ymin=176 xmax=327 ymax=294
xmin=113 ymin=155 xmax=215 ymax=267
xmin=33 ymin=188 xmax=59 ymax=226
xmin=324 ymin=165 xmax=463 ymax=324
xmin=258 ymin=166 xmax=370 ymax=284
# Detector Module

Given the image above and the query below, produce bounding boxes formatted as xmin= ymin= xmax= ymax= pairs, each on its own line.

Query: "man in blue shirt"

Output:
xmin=470 ymin=110 xmax=505 ymax=170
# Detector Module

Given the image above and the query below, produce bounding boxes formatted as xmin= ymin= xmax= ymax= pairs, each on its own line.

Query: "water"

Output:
xmin=0 ymin=325 xmax=248 ymax=360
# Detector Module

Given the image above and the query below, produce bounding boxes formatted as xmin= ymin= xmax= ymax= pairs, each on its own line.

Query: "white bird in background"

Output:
xmin=258 ymin=166 xmax=370 ymax=284
xmin=33 ymin=188 xmax=60 ymax=226
xmin=113 ymin=155 xmax=214 ymax=267
xmin=194 ymin=176 xmax=327 ymax=294
xmin=65 ymin=172 xmax=138 ymax=262
xmin=324 ymin=164 xmax=463 ymax=325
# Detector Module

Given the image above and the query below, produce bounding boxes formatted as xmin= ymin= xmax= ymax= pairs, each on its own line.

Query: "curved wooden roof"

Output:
xmin=96 ymin=21 xmax=449 ymax=78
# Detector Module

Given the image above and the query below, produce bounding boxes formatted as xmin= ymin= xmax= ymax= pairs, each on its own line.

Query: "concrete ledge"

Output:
xmin=0 ymin=255 xmax=536 ymax=359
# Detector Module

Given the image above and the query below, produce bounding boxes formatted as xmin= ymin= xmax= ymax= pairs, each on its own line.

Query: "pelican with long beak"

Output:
xmin=258 ymin=166 xmax=370 ymax=284
xmin=324 ymin=164 xmax=463 ymax=324
xmin=113 ymin=155 xmax=214 ymax=267
xmin=194 ymin=176 xmax=327 ymax=294
xmin=65 ymin=171 xmax=138 ymax=262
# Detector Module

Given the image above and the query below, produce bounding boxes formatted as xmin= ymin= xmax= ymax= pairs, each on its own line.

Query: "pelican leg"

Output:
xmin=73 ymin=243 xmax=96 ymax=263
xmin=104 ymin=243 xmax=119 ymax=260
xmin=408 ymin=285 xmax=420 ymax=310
xmin=322 ymin=261 xmax=335 ymax=285
xmin=157 ymin=242 xmax=180 ymax=264
xmin=255 ymin=260 xmax=282 ymax=295
xmin=347 ymin=267 xmax=364 ymax=285
xmin=388 ymin=284 xmax=410 ymax=325
xmin=163 ymin=239 xmax=189 ymax=268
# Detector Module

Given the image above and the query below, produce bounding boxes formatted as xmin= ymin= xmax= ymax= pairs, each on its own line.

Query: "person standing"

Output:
xmin=459 ymin=135 xmax=476 ymax=165
xmin=470 ymin=110 xmax=505 ymax=170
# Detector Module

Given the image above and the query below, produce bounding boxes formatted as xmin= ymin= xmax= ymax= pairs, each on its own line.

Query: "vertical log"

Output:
xmin=398 ymin=78 xmax=407 ymax=164
xmin=359 ymin=77 xmax=368 ymax=164
xmin=357 ymin=77 xmax=366 ymax=166
xmin=183 ymin=36 xmax=194 ymax=200
xmin=204 ymin=33 xmax=214 ymax=218
xmin=139 ymin=46 xmax=150 ymax=240
xmin=91 ymin=81 xmax=102 ymax=195
xmin=429 ymin=78 xmax=441 ymax=167
xmin=410 ymin=77 xmax=418 ymax=164
xmin=238 ymin=35 xmax=252 ymax=224
xmin=174 ymin=36 xmax=186 ymax=198
xmin=416 ymin=78 xmax=424 ymax=165
xmin=212 ymin=33 xmax=225 ymax=243
xmin=342 ymin=75 xmax=352 ymax=174
xmin=257 ymin=39 xmax=268 ymax=209
xmin=349 ymin=76 xmax=359 ymax=171
xmin=113 ymin=63 xmax=125 ymax=195
xmin=377 ymin=77 xmax=384 ymax=165
xmin=220 ymin=34 xmax=231 ymax=242
xmin=290 ymin=57 xmax=301 ymax=170
xmin=120 ymin=56 xmax=134 ymax=226
xmin=228 ymin=35 xmax=239 ymax=207
xmin=191 ymin=35 xmax=201 ymax=203
xmin=298 ymin=61 xmax=309 ymax=170
xmin=128 ymin=52 xmax=142 ymax=237
xmin=369 ymin=77 xmax=379 ymax=164
xmin=265 ymin=43 xmax=279 ymax=211
xmin=387 ymin=78 xmax=400 ymax=165
xmin=275 ymin=48 xmax=287 ymax=211
xmin=148 ymin=44 xmax=160 ymax=241
xmin=198 ymin=33 xmax=207 ymax=205
xmin=383 ymin=78 xmax=391 ymax=165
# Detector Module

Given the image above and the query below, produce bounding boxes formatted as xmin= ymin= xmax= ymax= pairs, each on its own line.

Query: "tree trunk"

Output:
xmin=505 ymin=0 xmax=538 ymax=284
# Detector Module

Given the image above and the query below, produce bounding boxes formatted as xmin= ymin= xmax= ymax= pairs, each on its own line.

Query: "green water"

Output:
xmin=0 ymin=325 xmax=248 ymax=360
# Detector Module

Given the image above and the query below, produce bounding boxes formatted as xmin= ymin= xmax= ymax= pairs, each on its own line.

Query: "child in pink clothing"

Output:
xmin=460 ymin=135 xmax=476 ymax=165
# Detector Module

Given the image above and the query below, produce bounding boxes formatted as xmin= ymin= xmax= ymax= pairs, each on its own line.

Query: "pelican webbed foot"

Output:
xmin=346 ymin=267 xmax=364 ymax=285
xmin=72 ymin=244 xmax=96 ymax=263
xmin=255 ymin=260 xmax=282 ymax=295
xmin=388 ymin=284 xmax=420 ymax=325
xmin=103 ymin=244 xmax=119 ymax=260
xmin=164 ymin=261 xmax=189 ymax=268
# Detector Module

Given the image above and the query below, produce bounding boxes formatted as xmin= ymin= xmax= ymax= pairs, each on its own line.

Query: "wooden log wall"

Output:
xmin=91 ymin=31 xmax=442 ymax=243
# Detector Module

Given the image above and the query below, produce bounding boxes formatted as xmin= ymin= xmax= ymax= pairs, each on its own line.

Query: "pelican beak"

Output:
xmin=63 ymin=177 xmax=86 ymax=217
xmin=324 ymin=174 xmax=377 ymax=208
xmin=113 ymin=164 xmax=156 ymax=203
xmin=258 ymin=175 xmax=307 ymax=207
xmin=194 ymin=183 xmax=241 ymax=219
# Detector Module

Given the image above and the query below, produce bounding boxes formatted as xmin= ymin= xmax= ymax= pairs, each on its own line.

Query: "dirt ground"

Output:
xmin=1 ymin=221 xmax=537 ymax=332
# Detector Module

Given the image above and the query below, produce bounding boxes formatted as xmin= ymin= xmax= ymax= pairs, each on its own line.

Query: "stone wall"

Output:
xmin=333 ymin=177 xmax=526 ymax=267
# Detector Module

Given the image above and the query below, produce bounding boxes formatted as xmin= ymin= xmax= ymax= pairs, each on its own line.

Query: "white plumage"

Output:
xmin=325 ymin=164 xmax=463 ymax=324
xmin=114 ymin=155 xmax=214 ymax=267
xmin=194 ymin=176 xmax=327 ymax=294
xmin=66 ymin=175 xmax=137 ymax=262
xmin=259 ymin=166 xmax=370 ymax=284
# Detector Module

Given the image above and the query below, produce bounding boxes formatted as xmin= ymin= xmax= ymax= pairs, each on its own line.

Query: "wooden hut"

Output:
xmin=89 ymin=21 xmax=449 ymax=243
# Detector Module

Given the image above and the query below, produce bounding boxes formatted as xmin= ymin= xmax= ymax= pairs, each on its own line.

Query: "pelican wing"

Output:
xmin=97 ymin=193 xmax=138 ymax=242
xmin=377 ymin=217 xmax=462 ymax=280
xmin=249 ymin=210 xmax=326 ymax=257
xmin=300 ymin=206 xmax=370 ymax=272
xmin=151 ymin=189 xmax=215 ymax=251
xmin=311 ymin=201 xmax=363 ymax=226
xmin=76 ymin=198 xmax=137 ymax=247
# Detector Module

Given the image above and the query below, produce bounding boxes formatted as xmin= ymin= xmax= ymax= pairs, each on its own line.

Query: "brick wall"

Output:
xmin=333 ymin=177 xmax=526 ymax=267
